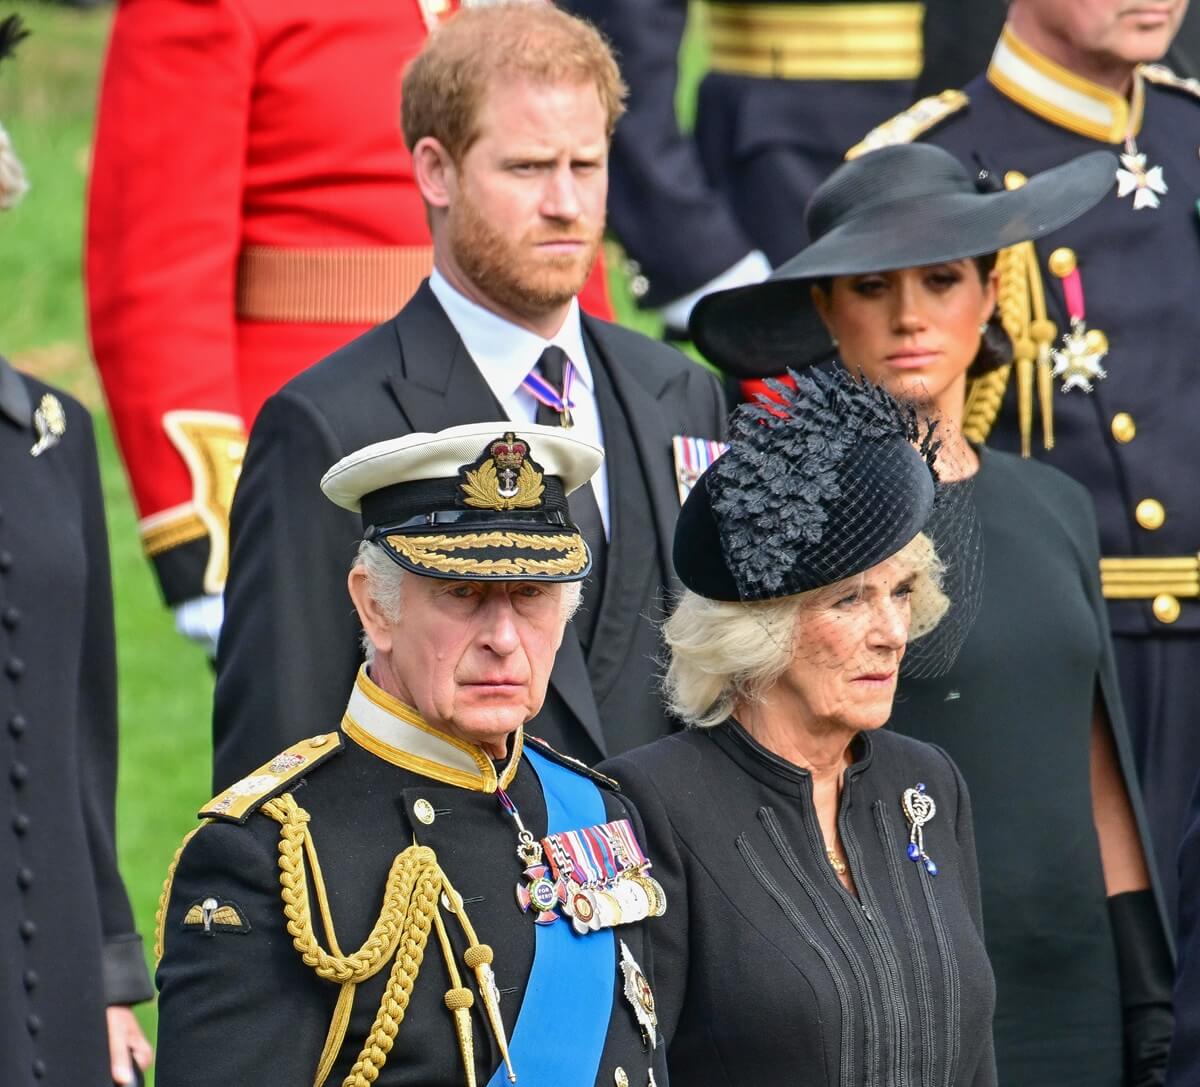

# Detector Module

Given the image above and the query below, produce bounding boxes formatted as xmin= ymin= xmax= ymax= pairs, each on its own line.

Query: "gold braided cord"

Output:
xmin=155 ymin=822 xmax=209 ymax=964
xmin=994 ymin=241 xmax=1037 ymax=456
xmin=259 ymin=793 xmax=505 ymax=1087
xmin=1023 ymin=250 xmax=1058 ymax=452
xmin=962 ymin=365 xmax=1011 ymax=445
xmin=384 ymin=531 xmax=588 ymax=577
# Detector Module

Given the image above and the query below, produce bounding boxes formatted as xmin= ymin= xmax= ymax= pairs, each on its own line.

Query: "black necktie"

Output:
xmin=535 ymin=346 xmax=607 ymax=648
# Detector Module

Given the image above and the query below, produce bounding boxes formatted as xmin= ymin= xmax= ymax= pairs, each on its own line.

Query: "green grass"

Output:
xmin=0 ymin=1 xmax=707 ymax=1074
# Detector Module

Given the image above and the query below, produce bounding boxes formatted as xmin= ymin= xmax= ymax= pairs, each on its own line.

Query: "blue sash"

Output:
xmin=486 ymin=748 xmax=614 ymax=1087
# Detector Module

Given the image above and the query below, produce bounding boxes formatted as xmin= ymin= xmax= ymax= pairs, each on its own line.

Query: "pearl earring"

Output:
xmin=979 ymin=323 xmax=988 ymax=335
xmin=830 ymin=336 xmax=839 ymax=348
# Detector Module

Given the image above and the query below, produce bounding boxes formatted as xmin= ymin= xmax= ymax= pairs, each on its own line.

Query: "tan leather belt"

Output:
xmin=1100 ymin=555 xmax=1200 ymax=624
xmin=236 ymin=244 xmax=434 ymax=324
xmin=704 ymin=2 xmax=924 ymax=81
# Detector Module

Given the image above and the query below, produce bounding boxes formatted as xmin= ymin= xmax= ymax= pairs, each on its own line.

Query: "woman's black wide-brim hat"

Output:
xmin=688 ymin=144 xmax=1117 ymax=378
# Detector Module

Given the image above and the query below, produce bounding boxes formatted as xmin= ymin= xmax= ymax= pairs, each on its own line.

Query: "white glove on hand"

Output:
xmin=659 ymin=250 xmax=772 ymax=335
xmin=173 ymin=593 xmax=224 ymax=659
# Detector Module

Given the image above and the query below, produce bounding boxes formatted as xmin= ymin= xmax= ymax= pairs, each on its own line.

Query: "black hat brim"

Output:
xmin=690 ymin=150 xmax=1116 ymax=378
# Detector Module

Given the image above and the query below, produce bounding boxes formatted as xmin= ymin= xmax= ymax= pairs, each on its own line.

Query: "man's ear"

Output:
xmin=348 ymin=567 xmax=394 ymax=656
xmin=412 ymin=136 xmax=456 ymax=210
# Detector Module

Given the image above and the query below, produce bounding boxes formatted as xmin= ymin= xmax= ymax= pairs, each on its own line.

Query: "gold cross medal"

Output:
xmin=1047 ymin=247 xmax=1110 ymax=393
xmin=30 ymin=393 xmax=65 ymax=457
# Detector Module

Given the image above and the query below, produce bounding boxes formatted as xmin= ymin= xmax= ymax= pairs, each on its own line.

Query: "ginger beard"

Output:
xmin=446 ymin=179 xmax=602 ymax=322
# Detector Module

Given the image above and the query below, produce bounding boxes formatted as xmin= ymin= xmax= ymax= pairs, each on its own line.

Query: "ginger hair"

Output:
xmin=401 ymin=2 xmax=627 ymax=162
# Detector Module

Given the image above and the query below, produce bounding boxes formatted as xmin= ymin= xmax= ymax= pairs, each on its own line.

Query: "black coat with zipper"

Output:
xmin=602 ymin=720 xmax=997 ymax=1087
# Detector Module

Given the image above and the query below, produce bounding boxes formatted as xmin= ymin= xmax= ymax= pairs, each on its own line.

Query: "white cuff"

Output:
xmin=659 ymin=250 xmax=773 ymax=332
xmin=173 ymin=593 xmax=225 ymax=658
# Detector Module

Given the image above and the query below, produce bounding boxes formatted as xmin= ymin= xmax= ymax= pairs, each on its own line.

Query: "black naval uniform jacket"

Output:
xmin=212 ymin=281 xmax=727 ymax=791
xmin=157 ymin=670 xmax=667 ymax=1086
xmin=603 ymin=722 xmax=998 ymax=1087
xmin=565 ymin=0 xmax=922 ymax=308
xmin=0 ymin=359 xmax=153 ymax=1087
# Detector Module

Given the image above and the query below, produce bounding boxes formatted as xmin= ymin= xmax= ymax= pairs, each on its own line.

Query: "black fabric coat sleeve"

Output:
xmin=563 ymin=0 xmax=755 ymax=306
xmin=211 ymin=389 xmax=364 ymax=792
xmin=155 ymin=820 xmax=333 ymax=1084
xmin=932 ymin=744 xmax=997 ymax=1087
xmin=73 ymin=408 xmax=153 ymax=1006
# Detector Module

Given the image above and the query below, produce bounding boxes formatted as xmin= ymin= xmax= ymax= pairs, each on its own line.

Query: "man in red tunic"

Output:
xmin=85 ymin=0 xmax=613 ymax=653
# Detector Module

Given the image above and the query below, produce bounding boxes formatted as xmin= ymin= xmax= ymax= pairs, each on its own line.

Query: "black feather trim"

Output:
xmin=0 ymin=15 xmax=30 ymax=65
xmin=707 ymin=368 xmax=940 ymax=598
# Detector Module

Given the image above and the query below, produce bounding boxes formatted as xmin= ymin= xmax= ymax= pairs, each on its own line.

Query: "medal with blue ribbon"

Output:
xmin=522 ymin=357 xmax=576 ymax=427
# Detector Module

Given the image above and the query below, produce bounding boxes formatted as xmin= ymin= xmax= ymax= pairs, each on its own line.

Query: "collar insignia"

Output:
xmin=459 ymin=431 xmax=545 ymax=511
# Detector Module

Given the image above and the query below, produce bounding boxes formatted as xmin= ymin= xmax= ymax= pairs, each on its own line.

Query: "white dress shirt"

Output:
xmin=429 ymin=269 xmax=610 ymax=535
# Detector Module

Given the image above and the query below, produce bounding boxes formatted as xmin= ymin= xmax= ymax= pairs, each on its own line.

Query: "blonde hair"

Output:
xmin=400 ymin=3 xmax=627 ymax=162
xmin=663 ymin=532 xmax=948 ymax=728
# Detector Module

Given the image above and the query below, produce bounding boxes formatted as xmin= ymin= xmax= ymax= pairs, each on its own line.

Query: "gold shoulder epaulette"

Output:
xmin=845 ymin=89 xmax=970 ymax=160
xmin=525 ymin=734 xmax=620 ymax=791
xmin=199 ymin=732 xmax=343 ymax=824
xmin=1142 ymin=63 xmax=1200 ymax=100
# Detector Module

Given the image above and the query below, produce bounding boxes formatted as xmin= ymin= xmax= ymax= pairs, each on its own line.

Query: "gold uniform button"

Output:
xmin=1135 ymin=499 xmax=1166 ymax=531
xmin=1004 ymin=170 xmax=1028 ymax=190
xmin=1111 ymin=413 xmax=1136 ymax=443
xmin=1153 ymin=594 xmax=1182 ymax=624
xmin=613 ymin=1069 xmax=629 ymax=1087
xmin=413 ymin=798 xmax=436 ymax=825
xmin=1048 ymin=247 xmax=1078 ymax=277
xmin=309 ymin=735 xmax=329 ymax=748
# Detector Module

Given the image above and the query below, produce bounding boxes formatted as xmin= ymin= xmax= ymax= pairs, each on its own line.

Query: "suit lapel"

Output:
xmin=583 ymin=318 xmax=680 ymax=579
xmin=386 ymin=282 xmax=503 ymax=430
xmin=385 ymin=283 xmax=605 ymax=754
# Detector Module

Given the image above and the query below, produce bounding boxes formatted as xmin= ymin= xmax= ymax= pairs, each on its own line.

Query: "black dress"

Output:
xmin=603 ymin=722 xmax=997 ymax=1086
xmin=889 ymin=447 xmax=1164 ymax=1086
xmin=0 ymin=358 xmax=152 ymax=1087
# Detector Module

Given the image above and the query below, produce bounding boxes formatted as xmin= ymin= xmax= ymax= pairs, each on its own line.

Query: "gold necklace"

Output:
xmin=826 ymin=847 xmax=847 ymax=877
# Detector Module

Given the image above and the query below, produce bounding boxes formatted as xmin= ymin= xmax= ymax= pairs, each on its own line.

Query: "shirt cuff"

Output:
xmin=658 ymin=250 xmax=773 ymax=333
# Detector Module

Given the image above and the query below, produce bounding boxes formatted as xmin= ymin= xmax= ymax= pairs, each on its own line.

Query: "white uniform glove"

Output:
xmin=173 ymin=593 xmax=224 ymax=659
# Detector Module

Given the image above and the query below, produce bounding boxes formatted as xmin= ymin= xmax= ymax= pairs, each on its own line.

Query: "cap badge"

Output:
xmin=460 ymin=431 xmax=545 ymax=511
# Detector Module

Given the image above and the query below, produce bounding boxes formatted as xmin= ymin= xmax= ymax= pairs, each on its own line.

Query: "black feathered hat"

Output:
xmin=676 ymin=367 xmax=941 ymax=601
xmin=688 ymin=144 xmax=1116 ymax=377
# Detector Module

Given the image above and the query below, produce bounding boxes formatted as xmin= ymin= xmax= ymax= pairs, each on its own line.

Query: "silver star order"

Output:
xmin=1051 ymin=323 xmax=1108 ymax=393
xmin=1116 ymin=152 xmax=1167 ymax=210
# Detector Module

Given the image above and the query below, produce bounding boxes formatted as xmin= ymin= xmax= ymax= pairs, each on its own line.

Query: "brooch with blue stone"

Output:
xmin=902 ymin=783 xmax=938 ymax=876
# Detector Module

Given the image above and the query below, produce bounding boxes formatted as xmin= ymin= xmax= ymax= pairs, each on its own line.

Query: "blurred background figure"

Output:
xmin=566 ymin=0 xmax=925 ymax=338
xmin=917 ymin=0 xmax=1200 ymax=96
xmin=0 ymin=18 xmax=153 ymax=1086
xmin=844 ymin=0 xmax=1200 ymax=928
xmin=85 ymin=0 xmax=615 ymax=659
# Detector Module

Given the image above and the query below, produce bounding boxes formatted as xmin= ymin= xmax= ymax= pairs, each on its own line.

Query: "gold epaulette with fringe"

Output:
xmin=200 ymin=732 xmax=344 ymax=824
xmin=845 ymin=89 xmax=969 ymax=160
xmin=1142 ymin=63 xmax=1200 ymax=100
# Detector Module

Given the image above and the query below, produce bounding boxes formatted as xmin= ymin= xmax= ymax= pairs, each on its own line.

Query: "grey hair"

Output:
xmin=352 ymin=539 xmax=584 ymax=662
xmin=662 ymin=532 xmax=948 ymax=729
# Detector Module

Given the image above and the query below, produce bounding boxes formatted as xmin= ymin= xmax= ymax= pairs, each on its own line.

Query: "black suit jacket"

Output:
xmin=212 ymin=283 xmax=727 ymax=790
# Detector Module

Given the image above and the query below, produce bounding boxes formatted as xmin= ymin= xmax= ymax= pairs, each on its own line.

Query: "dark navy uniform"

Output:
xmin=0 ymin=358 xmax=153 ymax=1087
xmin=851 ymin=25 xmax=1200 ymax=921
xmin=566 ymin=0 xmax=924 ymax=315
xmin=156 ymin=669 xmax=667 ymax=1086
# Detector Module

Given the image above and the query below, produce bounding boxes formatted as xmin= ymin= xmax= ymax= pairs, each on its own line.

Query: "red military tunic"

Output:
xmin=86 ymin=0 xmax=613 ymax=606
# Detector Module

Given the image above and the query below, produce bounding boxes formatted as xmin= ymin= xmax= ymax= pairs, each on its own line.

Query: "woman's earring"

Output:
xmin=978 ymin=323 xmax=988 ymax=335
xmin=830 ymin=336 xmax=839 ymax=348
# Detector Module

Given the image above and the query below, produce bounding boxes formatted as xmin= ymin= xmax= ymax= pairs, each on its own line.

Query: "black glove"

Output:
xmin=1109 ymin=890 xmax=1174 ymax=1087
